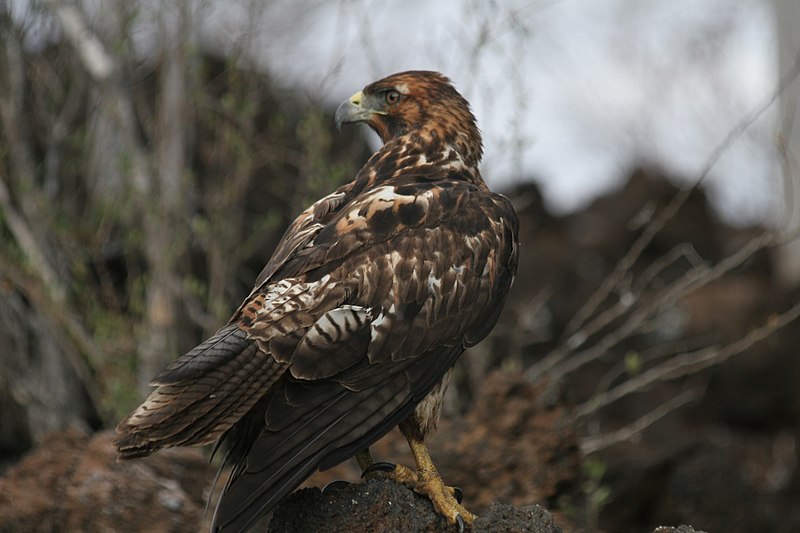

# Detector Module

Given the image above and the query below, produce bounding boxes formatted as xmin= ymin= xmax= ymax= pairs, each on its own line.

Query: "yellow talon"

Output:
xmin=356 ymin=422 xmax=476 ymax=528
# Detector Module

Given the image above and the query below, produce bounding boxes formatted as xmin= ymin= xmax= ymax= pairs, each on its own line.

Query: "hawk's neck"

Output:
xmin=354 ymin=136 xmax=484 ymax=192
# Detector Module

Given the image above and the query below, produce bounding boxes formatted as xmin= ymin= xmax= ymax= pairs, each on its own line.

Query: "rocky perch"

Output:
xmin=268 ymin=477 xmax=562 ymax=532
xmin=268 ymin=477 xmax=709 ymax=533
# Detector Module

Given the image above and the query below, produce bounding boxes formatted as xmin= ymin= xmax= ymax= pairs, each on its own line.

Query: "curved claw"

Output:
xmin=452 ymin=486 xmax=463 ymax=504
xmin=321 ymin=480 xmax=351 ymax=493
xmin=455 ymin=513 xmax=465 ymax=533
xmin=361 ymin=461 xmax=397 ymax=478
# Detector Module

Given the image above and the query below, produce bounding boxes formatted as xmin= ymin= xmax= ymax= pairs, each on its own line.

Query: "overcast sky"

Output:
xmin=11 ymin=0 xmax=788 ymax=224
xmin=202 ymin=0 xmax=784 ymax=224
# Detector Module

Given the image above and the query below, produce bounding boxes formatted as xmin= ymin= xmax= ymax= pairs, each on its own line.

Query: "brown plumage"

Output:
xmin=115 ymin=71 xmax=519 ymax=532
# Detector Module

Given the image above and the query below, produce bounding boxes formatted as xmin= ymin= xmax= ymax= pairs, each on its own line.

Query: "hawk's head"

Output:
xmin=335 ymin=71 xmax=482 ymax=166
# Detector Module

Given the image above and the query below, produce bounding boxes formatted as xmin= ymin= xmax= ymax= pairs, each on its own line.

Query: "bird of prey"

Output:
xmin=115 ymin=70 xmax=519 ymax=532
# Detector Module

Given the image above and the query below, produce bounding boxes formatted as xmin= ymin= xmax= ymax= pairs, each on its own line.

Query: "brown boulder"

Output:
xmin=0 ymin=427 xmax=213 ymax=533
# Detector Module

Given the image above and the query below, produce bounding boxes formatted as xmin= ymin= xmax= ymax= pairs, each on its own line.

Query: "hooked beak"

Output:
xmin=335 ymin=90 xmax=379 ymax=131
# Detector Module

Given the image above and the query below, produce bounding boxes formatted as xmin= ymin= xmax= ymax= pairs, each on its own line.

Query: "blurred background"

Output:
xmin=1 ymin=1 xmax=799 ymax=532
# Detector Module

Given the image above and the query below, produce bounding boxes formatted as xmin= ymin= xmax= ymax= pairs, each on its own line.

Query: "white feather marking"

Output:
xmin=255 ymin=275 xmax=333 ymax=317
xmin=370 ymin=311 xmax=389 ymax=332
xmin=315 ymin=307 xmax=366 ymax=342
xmin=389 ymin=250 xmax=402 ymax=267
xmin=370 ymin=185 xmax=399 ymax=202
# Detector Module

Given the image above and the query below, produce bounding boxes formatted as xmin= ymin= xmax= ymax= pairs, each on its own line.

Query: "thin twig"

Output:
xmin=555 ymin=49 xmax=800 ymax=356
xmin=593 ymin=335 xmax=712 ymax=397
xmin=45 ymin=0 xmax=154 ymax=196
xmin=571 ymin=300 xmax=800 ymax=422
xmin=545 ymin=231 xmax=777 ymax=382
xmin=580 ymin=388 xmax=701 ymax=454
xmin=0 ymin=176 xmax=67 ymax=303
xmin=44 ymin=1 xmax=113 ymax=81
xmin=0 ymin=258 xmax=104 ymax=411
xmin=553 ymin=243 xmax=708 ymax=367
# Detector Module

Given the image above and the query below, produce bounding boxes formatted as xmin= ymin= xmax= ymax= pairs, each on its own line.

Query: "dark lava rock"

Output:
xmin=653 ymin=527 xmax=708 ymax=533
xmin=268 ymin=477 xmax=563 ymax=533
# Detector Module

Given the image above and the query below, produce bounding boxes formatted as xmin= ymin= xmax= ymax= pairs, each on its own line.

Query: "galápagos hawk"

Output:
xmin=115 ymin=71 xmax=520 ymax=532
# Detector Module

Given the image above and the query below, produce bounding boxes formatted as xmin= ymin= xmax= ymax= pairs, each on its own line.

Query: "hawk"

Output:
xmin=115 ymin=71 xmax=519 ymax=532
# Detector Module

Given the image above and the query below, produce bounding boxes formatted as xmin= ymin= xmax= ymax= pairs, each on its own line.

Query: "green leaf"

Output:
xmin=625 ymin=351 xmax=642 ymax=376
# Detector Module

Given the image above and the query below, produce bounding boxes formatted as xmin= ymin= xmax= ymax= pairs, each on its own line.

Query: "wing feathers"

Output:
xmin=151 ymin=325 xmax=248 ymax=385
xmin=213 ymin=451 xmax=325 ymax=533
xmin=289 ymin=305 xmax=372 ymax=380
xmin=213 ymin=371 xmax=413 ymax=532
xmin=213 ymin=339 xmax=467 ymax=531
xmin=115 ymin=328 xmax=287 ymax=458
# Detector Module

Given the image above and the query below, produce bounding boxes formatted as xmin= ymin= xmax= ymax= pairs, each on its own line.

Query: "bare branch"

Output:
xmin=0 ymin=176 xmax=67 ymax=304
xmin=44 ymin=0 xmax=153 ymax=196
xmin=0 ymin=257 xmax=103 ymax=411
xmin=546 ymin=243 xmax=708 ymax=372
xmin=592 ymin=335 xmax=712 ymax=397
xmin=580 ymin=388 xmax=701 ymax=455
xmin=558 ymin=48 xmax=800 ymax=346
xmin=0 ymin=16 xmax=67 ymax=296
xmin=136 ymin=1 xmax=194 ymax=392
xmin=540 ymin=231 xmax=777 ymax=382
xmin=571 ymin=299 xmax=800 ymax=422
xmin=44 ymin=1 xmax=113 ymax=81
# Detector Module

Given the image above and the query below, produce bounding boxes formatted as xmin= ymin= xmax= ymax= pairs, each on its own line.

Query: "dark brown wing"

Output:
xmin=212 ymin=178 xmax=519 ymax=532
xmin=114 ymin=324 xmax=285 ymax=458
xmin=115 ymin=185 xmax=357 ymax=458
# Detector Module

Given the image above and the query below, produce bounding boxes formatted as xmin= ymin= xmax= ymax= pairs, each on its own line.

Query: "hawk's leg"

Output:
xmin=322 ymin=449 xmax=377 ymax=494
xmin=361 ymin=419 xmax=475 ymax=529
xmin=355 ymin=448 xmax=375 ymax=471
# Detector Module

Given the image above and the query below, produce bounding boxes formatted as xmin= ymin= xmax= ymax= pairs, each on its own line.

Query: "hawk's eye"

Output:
xmin=385 ymin=90 xmax=401 ymax=105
